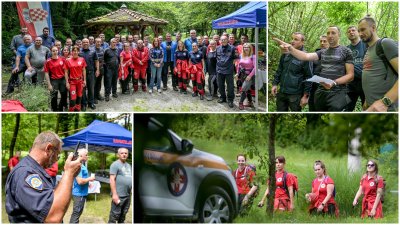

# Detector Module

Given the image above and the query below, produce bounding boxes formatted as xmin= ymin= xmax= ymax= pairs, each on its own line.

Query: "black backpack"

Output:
xmin=282 ymin=172 xmax=299 ymax=199
xmin=375 ymin=38 xmax=398 ymax=80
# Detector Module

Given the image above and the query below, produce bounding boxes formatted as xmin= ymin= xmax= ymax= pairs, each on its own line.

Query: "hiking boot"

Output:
xmin=192 ymin=92 xmax=198 ymax=97
xmin=105 ymin=96 xmax=110 ymax=102
xmin=228 ymin=101 xmax=234 ymax=108
xmin=112 ymin=93 xmax=118 ymax=98
xmin=239 ymin=102 xmax=245 ymax=110
xmin=200 ymin=95 xmax=204 ymax=100
xmin=217 ymin=98 xmax=226 ymax=103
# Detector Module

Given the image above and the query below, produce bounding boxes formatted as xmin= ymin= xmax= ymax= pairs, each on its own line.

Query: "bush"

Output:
xmin=4 ymin=83 xmax=50 ymax=111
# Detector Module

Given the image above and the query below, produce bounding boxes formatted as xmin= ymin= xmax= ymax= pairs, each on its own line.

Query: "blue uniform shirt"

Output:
xmin=72 ymin=164 xmax=89 ymax=197
xmin=5 ymin=155 xmax=54 ymax=223
xmin=16 ymin=44 xmax=33 ymax=65
xmin=184 ymin=38 xmax=197 ymax=52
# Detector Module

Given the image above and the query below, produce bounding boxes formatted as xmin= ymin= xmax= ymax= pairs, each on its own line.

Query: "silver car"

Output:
xmin=138 ymin=118 xmax=239 ymax=223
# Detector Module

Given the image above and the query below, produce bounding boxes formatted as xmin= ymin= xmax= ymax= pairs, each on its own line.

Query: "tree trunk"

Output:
xmin=38 ymin=114 xmax=42 ymax=134
xmin=10 ymin=114 xmax=21 ymax=159
xmin=348 ymin=128 xmax=362 ymax=173
xmin=266 ymin=114 xmax=278 ymax=216
xmin=55 ymin=114 xmax=60 ymax=134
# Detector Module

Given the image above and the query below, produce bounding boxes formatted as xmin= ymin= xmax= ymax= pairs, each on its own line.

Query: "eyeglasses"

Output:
xmin=366 ymin=164 xmax=375 ymax=167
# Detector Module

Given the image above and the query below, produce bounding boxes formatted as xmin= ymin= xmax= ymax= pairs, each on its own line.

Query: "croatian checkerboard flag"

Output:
xmin=16 ymin=2 xmax=54 ymax=38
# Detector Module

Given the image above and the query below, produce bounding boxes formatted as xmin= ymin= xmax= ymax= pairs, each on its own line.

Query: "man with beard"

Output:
xmin=39 ymin=27 xmax=55 ymax=49
xmin=346 ymin=26 xmax=367 ymax=111
xmin=273 ymin=26 xmax=354 ymax=111
xmin=5 ymin=131 xmax=82 ymax=223
xmin=358 ymin=15 xmax=398 ymax=112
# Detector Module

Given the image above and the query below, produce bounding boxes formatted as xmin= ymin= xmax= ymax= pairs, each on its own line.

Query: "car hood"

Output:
xmin=191 ymin=149 xmax=226 ymax=164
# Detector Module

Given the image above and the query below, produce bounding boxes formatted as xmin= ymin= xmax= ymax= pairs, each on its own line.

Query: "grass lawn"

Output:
xmin=2 ymin=180 xmax=132 ymax=223
xmin=190 ymin=137 xmax=398 ymax=223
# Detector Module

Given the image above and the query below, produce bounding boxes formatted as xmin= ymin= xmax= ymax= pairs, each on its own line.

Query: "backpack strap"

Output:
xmin=376 ymin=38 xmax=398 ymax=79
xmin=283 ymin=171 xmax=291 ymax=198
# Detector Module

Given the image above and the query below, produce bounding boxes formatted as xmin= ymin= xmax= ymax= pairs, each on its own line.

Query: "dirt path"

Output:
xmin=94 ymin=76 xmax=266 ymax=112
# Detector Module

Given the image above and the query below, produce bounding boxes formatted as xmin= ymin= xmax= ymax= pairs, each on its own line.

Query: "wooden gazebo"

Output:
xmin=84 ymin=4 xmax=168 ymax=38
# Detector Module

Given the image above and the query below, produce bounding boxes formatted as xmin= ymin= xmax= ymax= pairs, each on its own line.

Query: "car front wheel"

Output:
xmin=198 ymin=186 xmax=234 ymax=223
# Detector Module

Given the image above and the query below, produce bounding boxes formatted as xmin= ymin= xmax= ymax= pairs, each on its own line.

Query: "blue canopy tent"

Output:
xmin=63 ymin=120 xmax=132 ymax=153
xmin=212 ymin=1 xmax=266 ymax=110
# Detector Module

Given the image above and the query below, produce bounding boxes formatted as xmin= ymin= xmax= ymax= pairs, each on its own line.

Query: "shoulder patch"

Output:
xmin=25 ymin=174 xmax=43 ymax=191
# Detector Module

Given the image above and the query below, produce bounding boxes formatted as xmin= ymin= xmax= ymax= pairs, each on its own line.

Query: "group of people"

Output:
xmin=272 ymin=15 xmax=398 ymax=112
xmin=5 ymin=131 xmax=132 ymax=223
xmin=234 ymin=155 xmax=385 ymax=219
xmin=8 ymin=27 xmax=257 ymax=111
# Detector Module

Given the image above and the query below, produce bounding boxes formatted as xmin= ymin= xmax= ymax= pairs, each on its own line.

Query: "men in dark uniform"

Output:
xmin=79 ymin=38 xmax=99 ymax=111
xmin=272 ymin=32 xmax=312 ymax=112
xmin=161 ymin=33 xmax=177 ymax=90
xmin=39 ymin=27 xmax=55 ymax=49
xmin=274 ymin=26 xmax=354 ymax=112
xmin=104 ymin=38 xmax=120 ymax=101
xmin=94 ymin=38 xmax=105 ymax=102
xmin=216 ymin=35 xmax=238 ymax=108
xmin=5 ymin=131 xmax=82 ymax=223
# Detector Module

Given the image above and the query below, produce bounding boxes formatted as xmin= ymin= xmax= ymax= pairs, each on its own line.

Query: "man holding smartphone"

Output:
xmin=5 ymin=131 xmax=82 ymax=223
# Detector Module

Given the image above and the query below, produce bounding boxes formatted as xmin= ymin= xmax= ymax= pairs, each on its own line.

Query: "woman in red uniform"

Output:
xmin=62 ymin=47 xmax=70 ymax=59
xmin=64 ymin=46 xmax=86 ymax=111
xmin=352 ymin=159 xmax=384 ymax=219
xmin=119 ymin=43 xmax=133 ymax=94
xmin=306 ymin=160 xmax=339 ymax=216
xmin=233 ymin=154 xmax=258 ymax=215
xmin=188 ymin=42 xmax=205 ymax=100
xmin=258 ymin=156 xmax=295 ymax=211
xmin=44 ymin=46 xmax=68 ymax=111
xmin=174 ymin=41 xmax=189 ymax=94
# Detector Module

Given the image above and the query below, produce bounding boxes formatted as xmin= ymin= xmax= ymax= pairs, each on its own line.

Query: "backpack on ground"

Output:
xmin=375 ymin=38 xmax=398 ymax=79
xmin=283 ymin=171 xmax=299 ymax=199
xmin=362 ymin=174 xmax=386 ymax=203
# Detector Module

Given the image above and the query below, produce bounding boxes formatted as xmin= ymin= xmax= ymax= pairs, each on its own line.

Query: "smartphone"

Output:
xmin=72 ymin=141 xmax=80 ymax=161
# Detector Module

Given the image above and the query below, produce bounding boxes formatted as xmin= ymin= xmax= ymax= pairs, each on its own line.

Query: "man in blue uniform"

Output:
xmin=5 ymin=131 xmax=82 ymax=223
xmin=216 ymin=35 xmax=238 ymax=108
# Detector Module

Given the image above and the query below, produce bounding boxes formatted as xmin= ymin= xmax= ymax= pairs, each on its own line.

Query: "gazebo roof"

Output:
xmin=85 ymin=4 xmax=168 ymax=26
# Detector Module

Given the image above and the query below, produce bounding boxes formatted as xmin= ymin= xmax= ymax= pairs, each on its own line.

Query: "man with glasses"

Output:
xmin=108 ymin=148 xmax=132 ymax=223
xmin=69 ymin=148 xmax=96 ymax=223
xmin=5 ymin=131 xmax=83 ymax=223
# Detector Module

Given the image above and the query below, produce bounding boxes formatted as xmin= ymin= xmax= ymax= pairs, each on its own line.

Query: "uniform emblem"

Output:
xmin=321 ymin=184 xmax=326 ymax=189
xmin=370 ymin=182 xmax=375 ymax=187
xmin=78 ymin=61 xmax=82 ymax=66
xmin=60 ymin=61 xmax=63 ymax=65
xmin=277 ymin=177 xmax=282 ymax=182
xmin=167 ymin=162 xmax=188 ymax=196
xmin=71 ymin=90 xmax=76 ymax=95
xmin=25 ymin=174 xmax=43 ymax=191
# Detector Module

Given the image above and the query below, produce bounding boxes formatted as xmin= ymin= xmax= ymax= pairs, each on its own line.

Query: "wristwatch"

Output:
xmin=321 ymin=203 xmax=325 ymax=207
xmin=381 ymin=96 xmax=392 ymax=107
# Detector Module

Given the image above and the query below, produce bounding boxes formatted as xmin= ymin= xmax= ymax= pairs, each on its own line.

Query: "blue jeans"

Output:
xmin=150 ymin=64 xmax=162 ymax=90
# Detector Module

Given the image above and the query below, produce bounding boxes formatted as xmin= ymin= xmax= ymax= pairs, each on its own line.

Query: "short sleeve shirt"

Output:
xmin=5 ymin=155 xmax=54 ymax=223
xmin=362 ymin=38 xmax=398 ymax=108
xmin=316 ymin=45 xmax=353 ymax=80
xmin=120 ymin=51 xmax=132 ymax=65
xmin=72 ymin=164 xmax=89 ymax=197
xmin=274 ymin=171 xmax=294 ymax=199
xmin=312 ymin=176 xmax=335 ymax=204
xmin=44 ymin=57 xmax=66 ymax=79
xmin=110 ymin=160 xmax=132 ymax=197
xmin=360 ymin=175 xmax=384 ymax=202
xmin=234 ymin=166 xmax=255 ymax=194
xmin=65 ymin=57 xmax=86 ymax=79
xmin=26 ymin=45 xmax=51 ymax=68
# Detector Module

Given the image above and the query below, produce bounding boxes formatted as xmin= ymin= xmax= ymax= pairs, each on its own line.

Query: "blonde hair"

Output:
xmin=241 ymin=43 xmax=253 ymax=58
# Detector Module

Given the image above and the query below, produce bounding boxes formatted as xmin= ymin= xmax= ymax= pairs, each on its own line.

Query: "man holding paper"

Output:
xmin=271 ymin=32 xmax=313 ymax=111
xmin=273 ymin=26 xmax=354 ymax=112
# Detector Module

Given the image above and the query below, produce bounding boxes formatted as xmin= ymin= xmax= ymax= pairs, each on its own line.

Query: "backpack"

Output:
xmin=283 ymin=172 xmax=299 ymax=199
xmin=234 ymin=165 xmax=258 ymax=196
xmin=362 ymin=174 xmax=386 ymax=203
xmin=375 ymin=38 xmax=398 ymax=80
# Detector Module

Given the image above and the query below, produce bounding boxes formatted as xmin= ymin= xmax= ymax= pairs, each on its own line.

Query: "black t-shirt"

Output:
xmin=207 ymin=51 xmax=217 ymax=75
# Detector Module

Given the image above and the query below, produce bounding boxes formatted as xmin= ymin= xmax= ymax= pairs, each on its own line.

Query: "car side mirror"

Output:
xmin=181 ymin=139 xmax=193 ymax=153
